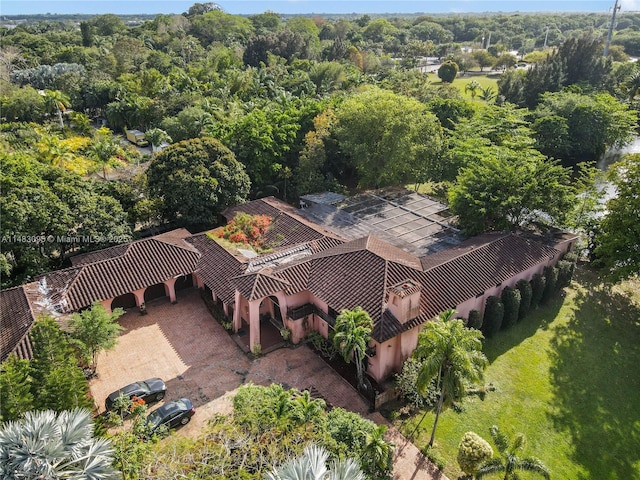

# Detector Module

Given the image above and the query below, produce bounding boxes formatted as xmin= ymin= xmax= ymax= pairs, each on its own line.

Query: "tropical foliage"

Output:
xmin=333 ymin=307 xmax=374 ymax=390
xmin=414 ymin=309 xmax=488 ymax=447
xmin=476 ymin=425 xmax=550 ymax=480
xmin=0 ymin=409 xmax=120 ymax=480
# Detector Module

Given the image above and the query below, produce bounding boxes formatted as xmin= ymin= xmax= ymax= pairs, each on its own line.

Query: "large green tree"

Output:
xmin=0 ymin=355 xmax=34 ymax=422
xmin=0 ymin=409 xmax=120 ymax=480
xmin=29 ymin=316 xmax=94 ymax=412
xmin=332 ymin=307 xmax=373 ymax=391
xmin=333 ymin=87 xmax=445 ymax=188
xmin=476 ymin=425 xmax=550 ymax=480
xmin=594 ymin=154 xmax=640 ymax=282
xmin=147 ymin=137 xmax=250 ymax=227
xmin=448 ymin=147 xmax=575 ymax=236
xmin=533 ymin=90 xmax=636 ymax=165
xmin=414 ymin=309 xmax=488 ymax=447
xmin=68 ymin=303 xmax=125 ymax=374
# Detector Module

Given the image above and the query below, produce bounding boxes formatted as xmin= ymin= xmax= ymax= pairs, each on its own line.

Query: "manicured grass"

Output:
xmin=445 ymin=74 xmax=500 ymax=101
xmin=392 ymin=266 xmax=640 ymax=479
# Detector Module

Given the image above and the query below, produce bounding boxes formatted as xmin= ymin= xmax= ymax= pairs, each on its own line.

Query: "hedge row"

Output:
xmin=470 ymin=255 xmax=577 ymax=336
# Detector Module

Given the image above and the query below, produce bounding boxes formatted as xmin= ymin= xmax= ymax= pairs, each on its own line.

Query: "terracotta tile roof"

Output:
xmin=187 ymin=234 xmax=245 ymax=304
xmin=373 ymin=310 xmax=424 ymax=344
xmin=70 ymin=229 xmax=196 ymax=266
xmin=305 ymin=235 xmax=422 ymax=270
xmin=36 ymin=232 xmax=200 ymax=312
xmin=388 ymin=233 xmax=560 ymax=323
xmin=231 ymin=272 xmax=291 ymax=301
xmin=0 ymin=286 xmax=35 ymax=361
xmin=273 ymin=233 xmax=558 ymax=344
xmin=223 ymin=197 xmax=343 ymax=249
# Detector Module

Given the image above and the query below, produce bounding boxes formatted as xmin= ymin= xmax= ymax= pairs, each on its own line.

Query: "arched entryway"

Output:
xmin=175 ymin=274 xmax=193 ymax=292
xmin=111 ymin=292 xmax=137 ymax=310
xmin=144 ymin=283 xmax=166 ymax=302
xmin=258 ymin=296 xmax=283 ymax=327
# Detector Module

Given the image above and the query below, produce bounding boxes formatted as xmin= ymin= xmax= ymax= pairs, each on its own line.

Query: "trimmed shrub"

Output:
xmin=437 ymin=60 xmax=459 ymax=83
xmin=530 ymin=273 xmax=546 ymax=308
xmin=457 ymin=431 xmax=494 ymax=477
xmin=467 ymin=309 xmax=483 ymax=330
xmin=395 ymin=357 xmax=438 ymax=410
xmin=557 ymin=259 xmax=575 ymax=289
xmin=482 ymin=296 xmax=504 ymax=337
xmin=501 ymin=287 xmax=521 ymax=330
xmin=516 ymin=279 xmax=532 ymax=320
xmin=542 ymin=265 xmax=559 ymax=304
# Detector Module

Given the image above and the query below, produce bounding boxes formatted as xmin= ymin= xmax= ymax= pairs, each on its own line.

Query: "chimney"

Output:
xmin=387 ymin=280 xmax=421 ymax=324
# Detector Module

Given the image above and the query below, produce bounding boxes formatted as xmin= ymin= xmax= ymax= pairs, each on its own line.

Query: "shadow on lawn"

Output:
xmin=548 ymin=268 xmax=640 ymax=479
xmin=483 ymin=294 xmax=563 ymax=364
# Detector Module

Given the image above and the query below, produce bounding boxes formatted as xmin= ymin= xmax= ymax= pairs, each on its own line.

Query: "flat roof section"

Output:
xmin=297 ymin=189 xmax=462 ymax=257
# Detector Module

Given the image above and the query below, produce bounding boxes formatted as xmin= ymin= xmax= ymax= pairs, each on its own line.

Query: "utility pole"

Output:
xmin=544 ymin=26 xmax=550 ymax=48
xmin=604 ymin=0 xmax=621 ymax=57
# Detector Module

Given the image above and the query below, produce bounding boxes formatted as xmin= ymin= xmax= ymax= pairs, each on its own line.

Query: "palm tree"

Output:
xmin=476 ymin=425 xmax=550 ymax=480
xmin=144 ymin=127 xmax=172 ymax=152
xmin=478 ymin=86 xmax=497 ymax=103
xmin=37 ymin=134 xmax=75 ymax=169
xmin=465 ymin=80 xmax=482 ymax=101
xmin=333 ymin=307 xmax=373 ymax=390
xmin=88 ymin=138 xmax=121 ymax=179
xmin=266 ymin=443 xmax=365 ymax=480
xmin=415 ymin=309 xmax=488 ymax=447
xmin=291 ymin=390 xmax=326 ymax=427
xmin=361 ymin=424 xmax=394 ymax=477
xmin=43 ymin=89 xmax=70 ymax=129
xmin=0 ymin=408 xmax=120 ymax=480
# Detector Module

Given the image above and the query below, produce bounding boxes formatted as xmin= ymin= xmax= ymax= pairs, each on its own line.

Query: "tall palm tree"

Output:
xmin=333 ymin=307 xmax=373 ymax=390
xmin=476 ymin=425 xmax=551 ymax=480
xmin=0 ymin=408 xmax=120 ymax=480
xmin=43 ymin=89 xmax=70 ymax=129
xmin=266 ymin=443 xmax=365 ymax=480
xmin=415 ymin=309 xmax=488 ymax=447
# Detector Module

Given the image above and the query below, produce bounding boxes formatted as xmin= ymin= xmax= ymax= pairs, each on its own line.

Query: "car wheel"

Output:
xmin=180 ymin=416 xmax=190 ymax=425
xmin=155 ymin=392 xmax=165 ymax=401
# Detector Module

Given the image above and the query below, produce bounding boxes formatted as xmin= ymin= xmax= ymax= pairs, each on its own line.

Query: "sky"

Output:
xmin=1 ymin=0 xmax=639 ymax=16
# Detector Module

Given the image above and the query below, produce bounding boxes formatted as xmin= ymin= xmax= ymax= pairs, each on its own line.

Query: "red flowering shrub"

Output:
xmin=214 ymin=213 xmax=273 ymax=249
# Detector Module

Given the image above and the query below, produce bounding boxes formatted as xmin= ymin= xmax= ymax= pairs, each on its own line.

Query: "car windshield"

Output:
xmin=147 ymin=410 xmax=164 ymax=428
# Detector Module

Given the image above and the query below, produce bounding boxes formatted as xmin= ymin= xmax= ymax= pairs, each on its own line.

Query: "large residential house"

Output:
xmin=0 ymin=189 xmax=576 ymax=383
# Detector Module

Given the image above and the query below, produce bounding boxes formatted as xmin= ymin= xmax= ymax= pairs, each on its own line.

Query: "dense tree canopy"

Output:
xmin=333 ymin=87 xmax=445 ymax=188
xmin=147 ymin=137 xmax=250 ymax=227
xmin=448 ymin=148 xmax=575 ymax=235
xmin=532 ymin=90 xmax=636 ymax=165
xmin=594 ymin=155 xmax=640 ymax=282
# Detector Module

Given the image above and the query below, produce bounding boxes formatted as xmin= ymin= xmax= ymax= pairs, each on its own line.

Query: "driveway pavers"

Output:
xmin=89 ymin=288 xmax=447 ymax=479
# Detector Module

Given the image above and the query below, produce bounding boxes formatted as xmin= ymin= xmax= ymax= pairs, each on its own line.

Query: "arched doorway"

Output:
xmin=175 ymin=274 xmax=193 ymax=292
xmin=111 ymin=292 xmax=137 ymax=310
xmin=144 ymin=283 xmax=166 ymax=302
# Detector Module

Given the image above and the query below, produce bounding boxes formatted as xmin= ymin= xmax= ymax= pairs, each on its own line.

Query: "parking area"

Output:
xmin=89 ymin=288 xmax=446 ymax=479
xmin=90 ymin=288 xmax=370 ymax=435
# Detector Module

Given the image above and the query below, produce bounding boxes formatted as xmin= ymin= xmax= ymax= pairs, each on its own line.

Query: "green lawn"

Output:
xmin=392 ymin=267 xmax=640 ymax=479
xmin=438 ymin=74 xmax=500 ymax=101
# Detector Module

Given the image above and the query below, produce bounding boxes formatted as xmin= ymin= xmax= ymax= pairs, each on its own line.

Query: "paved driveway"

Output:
xmin=90 ymin=289 xmax=369 ymax=433
xmin=90 ymin=288 xmax=446 ymax=479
